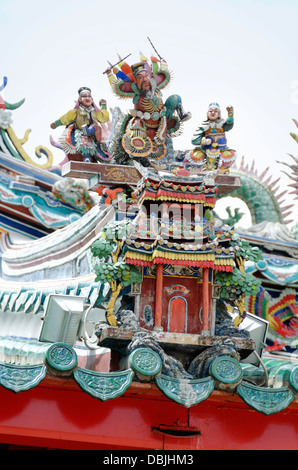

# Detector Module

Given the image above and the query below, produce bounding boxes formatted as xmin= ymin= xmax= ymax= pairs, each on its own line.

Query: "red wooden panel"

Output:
xmin=169 ymin=297 xmax=186 ymax=333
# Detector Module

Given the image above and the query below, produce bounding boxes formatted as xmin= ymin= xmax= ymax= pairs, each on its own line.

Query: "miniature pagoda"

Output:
xmin=122 ymin=168 xmax=230 ymax=336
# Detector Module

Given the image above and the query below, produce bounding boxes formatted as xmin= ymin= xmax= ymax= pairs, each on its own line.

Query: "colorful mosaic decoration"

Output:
xmin=0 ymin=77 xmax=53 ymax=169
xmin=105 ymin=48 xmax=191 ymax=165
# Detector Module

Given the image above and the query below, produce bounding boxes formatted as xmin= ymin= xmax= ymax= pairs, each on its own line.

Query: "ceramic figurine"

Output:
xmin=52 ymin=177 xmax=96 ymax=212
xmin=50 ymin=87 xmax=110 ymax=163
xmin=187 ymin=103 xmax=237 ymax=173
xmin=105 ymin=52 xmax=191 ymax=165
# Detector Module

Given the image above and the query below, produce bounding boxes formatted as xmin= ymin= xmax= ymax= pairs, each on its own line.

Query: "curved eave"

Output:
xmin=0 ymin=151 xmax=61 ymax=190
xmin=1 ymin=204 xmax=114 ymax=278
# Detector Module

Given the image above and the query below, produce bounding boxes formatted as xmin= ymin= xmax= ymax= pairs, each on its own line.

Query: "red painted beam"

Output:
xmin=202 ymin=268 xmax=210 ymax=332
xmin=0 ymin=381 xmax=297 ymax=449
xmin=155 ymin=263 xmax=163 ymax=328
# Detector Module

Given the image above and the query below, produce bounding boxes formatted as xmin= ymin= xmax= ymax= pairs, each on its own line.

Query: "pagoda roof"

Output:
xmin=123 ymin=238 xmax=234 ymax=270
xmin=0 ymin=319 xmax=297 ymax=415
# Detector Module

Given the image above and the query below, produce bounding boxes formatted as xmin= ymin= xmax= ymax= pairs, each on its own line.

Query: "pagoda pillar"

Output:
xmin=202 ymin=267 xmax=210 ymax=333
xmin=155 ymin=263 xmax=163 ymax=329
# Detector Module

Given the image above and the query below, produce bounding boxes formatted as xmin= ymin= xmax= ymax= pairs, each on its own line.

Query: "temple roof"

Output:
xmin=0 ymin=151 xmax=84 ymax=239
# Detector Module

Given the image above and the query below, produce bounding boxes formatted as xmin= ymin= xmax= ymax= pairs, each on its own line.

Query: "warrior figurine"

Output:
xmin=105 ymin=54 xmax=191 ymax=166
xmin=50 ymin=87 xmax=110 ymax=163
xmin=186 ymin=103 xmax=237 ymax=173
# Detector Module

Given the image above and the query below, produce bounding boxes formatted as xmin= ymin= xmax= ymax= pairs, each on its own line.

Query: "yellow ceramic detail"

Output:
xmin=7 ymin=126 xmax=54 ymax=169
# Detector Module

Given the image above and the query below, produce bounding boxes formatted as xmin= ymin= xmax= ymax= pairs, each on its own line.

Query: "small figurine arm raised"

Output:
xmin=49 ymin=87 xmax=110 ymax=163
xmin=189 ymin=102 xmax=237 ymax=173
xmin=50 ymin=94 xmax=108 ymax=131
xmin=226 ymin=106 xmax=234 ymax=117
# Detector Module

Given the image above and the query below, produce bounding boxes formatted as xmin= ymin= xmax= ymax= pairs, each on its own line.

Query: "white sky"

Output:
xmin=1 ymin=0 xmax=298 ymax=227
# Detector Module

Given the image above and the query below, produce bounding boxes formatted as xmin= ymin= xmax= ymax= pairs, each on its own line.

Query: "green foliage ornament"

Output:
xmin=91 ymin=239 xmax=115 ymax=259
xmin=215 ymin=265 xmax=262 ymax=327
xmin=231 ymin=234 xmax=263 ymax=264
xmin=102 ymin=219 xmax=131 ymax=241
xmin=91 ymin=219 xmax=141 ymax=327
xmin=216 ymin=268 xmax=261 ymax=302
xmin=94 ymin=260 xmax=142 ymax=286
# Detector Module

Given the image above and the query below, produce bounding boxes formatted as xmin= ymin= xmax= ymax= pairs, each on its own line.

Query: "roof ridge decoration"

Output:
xmin=0 ymin=339 xmax=297 ymax=414
xmin=237 ymin=382 xmax=294 ymax=415
xmin=0 ymin=170 xmax=83 ymax=238
xmin=0 ymin=362 xmax=47 ymax=393
xmin=0 ymin=77 xmax=54 ymax=169
xmin=223 ymin=156 xmax=295 ymax=225
xmin=278 ymin=119 xmax=298 ymax=239
xmin=104 ymin=49 xmax=191 ymax=166
xmin=1 ymin=204 xmax=114 ymax=279
xmin=278 ymin=118 xmax=298 ymax=201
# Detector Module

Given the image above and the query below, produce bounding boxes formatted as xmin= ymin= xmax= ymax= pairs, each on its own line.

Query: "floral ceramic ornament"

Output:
xmin=0 ymin=108 xmax=13 ymax=129
xmin=0 ymin=77 xmax=13 ymax=129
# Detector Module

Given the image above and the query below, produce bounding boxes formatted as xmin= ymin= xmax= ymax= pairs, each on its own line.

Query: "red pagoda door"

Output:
xmin=168 ymin=296 xmax=187 ymax=333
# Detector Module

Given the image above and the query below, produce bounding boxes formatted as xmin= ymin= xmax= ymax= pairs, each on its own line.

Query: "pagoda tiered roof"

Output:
xmin=134 ymin=172 xmax=218 ymax=207
xmin=121 ymin=169 xmax=235 ymax=271
xmin=123 ymin=237 xmax=234 ymax=270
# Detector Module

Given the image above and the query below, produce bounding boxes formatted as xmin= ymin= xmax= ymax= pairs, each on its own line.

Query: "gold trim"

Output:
xmin=125 ymin=250 xmax=215 ymax=262
xmin=7 ymin=126 xmax=54 ymax=169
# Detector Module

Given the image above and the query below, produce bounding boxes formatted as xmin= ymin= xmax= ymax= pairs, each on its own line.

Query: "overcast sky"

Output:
xmin=1 ymin=0 xmax=297 ymax=227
